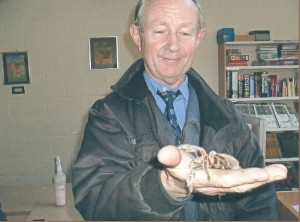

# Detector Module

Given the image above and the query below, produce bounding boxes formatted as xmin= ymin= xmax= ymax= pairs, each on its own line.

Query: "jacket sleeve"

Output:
xmin=230 ymin=106 xmax=279 ymax=221
xmin=72 ymin=99 xmax=187 ymax=220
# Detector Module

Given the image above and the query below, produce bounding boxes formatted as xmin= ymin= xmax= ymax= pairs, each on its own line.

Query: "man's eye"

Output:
xmin=182 ymin=32 xmax=191 ymax=36
xmin=155 ymin=30 xmax=165 ymax=34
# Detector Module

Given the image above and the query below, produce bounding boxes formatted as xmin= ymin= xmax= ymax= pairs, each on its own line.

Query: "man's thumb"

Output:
xmin=157 ymin=145 xmax=181 ymax=167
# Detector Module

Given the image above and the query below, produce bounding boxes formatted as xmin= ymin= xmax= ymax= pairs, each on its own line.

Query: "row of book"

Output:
xmin=235 ymin=102 xmax=298 ymax=129
xmin=226 ymin=49 xmax=249 ymax=66
xmin=226 ymin=43 xmax=299 ymax=67
xmin=256 ymin=43 xmax=299 ymax=66
xmin=226 ymin=71 xmax=298 ymax=99
xmin=266 ymin=132 xmax=299 ymax=159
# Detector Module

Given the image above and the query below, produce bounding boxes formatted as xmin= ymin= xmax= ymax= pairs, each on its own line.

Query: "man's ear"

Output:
xmin=130 ymin=24 xmax=142 ymax=51
xmin=195 ymin=28 xmax=206 ymax=47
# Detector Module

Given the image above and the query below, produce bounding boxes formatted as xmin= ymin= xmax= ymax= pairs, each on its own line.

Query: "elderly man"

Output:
xmin=72 ymin=0 xmax=286 ymax=220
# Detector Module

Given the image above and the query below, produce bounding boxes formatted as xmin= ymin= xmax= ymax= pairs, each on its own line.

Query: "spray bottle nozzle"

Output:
xmin=55 ymin=156 xmax=63 ymax=173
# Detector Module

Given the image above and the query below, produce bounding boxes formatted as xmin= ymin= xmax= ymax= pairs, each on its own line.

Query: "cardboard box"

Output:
xmin=249 ymin=30 xmax=270 ymax=41
xmin=277 ymin=191 xmax=299 ymax=221
xmin=217 ymin=28 xmax=235 ymax=44
xmin=235 ymin=35 xmax=255 ymax=41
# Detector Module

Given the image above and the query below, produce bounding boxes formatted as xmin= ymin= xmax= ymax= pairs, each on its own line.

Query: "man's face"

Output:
xmin=130 ymin=0 xmax=205 ymax=87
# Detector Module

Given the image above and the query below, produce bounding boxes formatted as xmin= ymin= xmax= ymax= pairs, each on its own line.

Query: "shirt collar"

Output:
xmin=143 ymin=72 xmax=189 ymax=101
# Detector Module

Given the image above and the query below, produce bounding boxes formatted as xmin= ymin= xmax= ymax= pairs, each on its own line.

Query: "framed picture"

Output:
xmin=89 ymin=37 xmax=119 ymax=69
xmin=2 ymin=51 xmax=30 ymax=85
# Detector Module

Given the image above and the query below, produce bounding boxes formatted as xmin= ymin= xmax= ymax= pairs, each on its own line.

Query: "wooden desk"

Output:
xmin=0 ymin=184 xmax=83 ymax=221
xmin=277 ymin=190 xmax=299 ymax=221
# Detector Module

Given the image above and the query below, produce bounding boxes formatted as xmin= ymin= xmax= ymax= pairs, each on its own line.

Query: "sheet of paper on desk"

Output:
xmin=292 ymin=204 xmax=299 ymax=212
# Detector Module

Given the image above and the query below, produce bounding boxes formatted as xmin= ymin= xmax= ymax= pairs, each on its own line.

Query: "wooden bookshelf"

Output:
xmin=219 ymin=41 xmax=299 ymax=191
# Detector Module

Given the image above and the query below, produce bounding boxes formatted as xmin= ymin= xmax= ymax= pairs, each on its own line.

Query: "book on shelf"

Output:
xmin=276 ymin=132 xmax=299 ymax=158
xmin=254 ymin=72 xmax=262 ymax=98
xmin=243 ymin=74 xmax=251 ymax=98
xmin=261 ymin=72 xmax=271 ymax=97
xmin=227 ymin=61 xmax=248 ymax=66
xmin=249 ymin=103 xmax=256 ymax=115
xmin=257 ymin=51 xmax=278 ymax=61
xmin=271 ymin=103 xmax=294 ymax=128
xmin=231 ymin=70 xmax=239 ymax=99
xmin=256 ymin=45 xmax=278 ymax=66
xmin=235 ymin=103 xmax=250 ymax=115
xmin=281 ymin=78 xmax=288 ymax=97
xmin=278 ymin=43 xmax=299 ymax=60
xmin=227 ymin=54 xmax=249 ymax=61
xmin=249 ymin=75 xmax=255 ymax=98
xmin=226 ymin=70 xmax=232 ymax=98
xmin=287 ymin=78 xmax=296 ymax=97
xmin=236 ymin=102 xmax=299 ymax=129
xmin=226 ymin=48 xmax=249 ymax=66
xmin=285 ymin=103 xmax=299 ymax=127
xmin=259 ymin=58 xmax=299 ymax=66
xmin=253 ymin=103 xmax=279 ymax=128
xmin=266 ymin=133 xmax=283 ymax=159
xmin=226 ymin=70 xmax=298 ymax=99
xmin=256 ymin=43 xmax=299 ymax=66
xmin=266 ymin=132 xmax=299 ymax=159
xmin=269 ymin=75 xmax=280 ymax=97
xmin=238 ymin=74 xmax=244 ymax=98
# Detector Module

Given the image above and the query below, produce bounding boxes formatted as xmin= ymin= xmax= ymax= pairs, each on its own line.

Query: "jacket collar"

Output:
xmin=111 ymin=59 xmax=232 ymax=130
xmin=111 ymin=58 xmax=148 ymax=101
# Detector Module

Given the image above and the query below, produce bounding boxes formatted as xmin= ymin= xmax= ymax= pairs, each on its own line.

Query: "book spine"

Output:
xmin=231 ymin=70 xmax=239 ymax=99
xmin=254 ymin=72 xmax=262 ymax=98
xmin=261 ymin=71 xmax=270 ymax=97
xmin=227 ymin=54 xmax=249 ymax=61
xmin=226 ymin=70 xmax=232 ymax=98
xmin=285 ymin=104 xmax=299 ymax=127
xmin=238 ymin=74 xmax=244 ymax=98
xmin=254 ymin=103 xmax=278 ymax=128
xmin=243 ymin=74 xmax=251 ymax=98
xmin=271 ymin=103 xmax=293 ymax=128
xmin=287 ymin=78 xmax=295 ymax=97
xmin=277 ymin=80 xmax=282 ymax=97
xmin=234 ymin=103 xmax=250 ymax=115
xmin=227 ymin=61 xmax=248 ymax=66
xmin=277 ymin=132 xmax=299 ymax=158
xmin=281 ymin=78 xmax=288 ymax=97
xmin=249 ymin=104 xmax=256 ymax=115
xmin=269 ymin=75 xmax=279 ymax=97
xmin=249 ymin=75 xmax=255 ymax=98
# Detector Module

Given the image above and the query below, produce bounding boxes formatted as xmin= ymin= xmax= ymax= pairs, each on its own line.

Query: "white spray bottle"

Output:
xmin=54 ymin=156 xmax=66 ymax=206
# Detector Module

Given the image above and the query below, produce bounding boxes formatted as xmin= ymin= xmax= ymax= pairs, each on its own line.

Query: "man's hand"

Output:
xmin=158 ymin=145 xmax=288 ymax=197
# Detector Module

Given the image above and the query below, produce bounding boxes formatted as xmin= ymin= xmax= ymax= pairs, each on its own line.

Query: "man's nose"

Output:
xmin=165 ymin=33 xmax=180 ymax=52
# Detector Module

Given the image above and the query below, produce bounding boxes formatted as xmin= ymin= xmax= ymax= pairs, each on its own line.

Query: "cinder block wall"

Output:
xmin=0 ymin=0 xmax=298 ymax=186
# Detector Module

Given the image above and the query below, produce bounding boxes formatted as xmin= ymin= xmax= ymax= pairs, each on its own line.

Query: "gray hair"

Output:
xmin=134 ymin=0 xmax=203 ymax=32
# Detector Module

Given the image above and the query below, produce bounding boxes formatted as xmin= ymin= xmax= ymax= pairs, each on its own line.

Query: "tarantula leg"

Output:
xmin=186 ymin=173 xmax=194 ymax=194
xmin=205 ymin=167 xmax=211 ymax=180
xmin=204 ymin=157 xmax=211 ymax=180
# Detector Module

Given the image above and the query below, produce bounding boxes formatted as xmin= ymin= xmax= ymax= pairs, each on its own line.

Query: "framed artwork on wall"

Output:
xmin=89 ymin=36 xmax=119 ymax=70
xmin=2 ymin=51 xmax=30 ymax=85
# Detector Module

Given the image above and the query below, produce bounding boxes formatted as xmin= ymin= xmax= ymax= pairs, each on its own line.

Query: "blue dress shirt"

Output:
xmin=143 ymin=72 xmax=189 ymax=130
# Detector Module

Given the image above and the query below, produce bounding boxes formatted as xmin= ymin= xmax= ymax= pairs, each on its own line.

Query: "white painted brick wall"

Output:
xmin=0 ymin=0 xmax=298 ymax=186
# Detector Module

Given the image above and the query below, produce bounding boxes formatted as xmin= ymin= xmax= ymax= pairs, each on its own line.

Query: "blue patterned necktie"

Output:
xmin=157 ymin=90 xmax=182 ymax=145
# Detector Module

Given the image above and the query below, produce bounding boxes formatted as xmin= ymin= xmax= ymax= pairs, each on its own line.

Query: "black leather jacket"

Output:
xmin=72 ymin=59 xmax=279 ymax=221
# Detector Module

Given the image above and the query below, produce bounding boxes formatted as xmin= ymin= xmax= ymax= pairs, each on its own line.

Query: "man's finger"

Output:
xmin=193 ymin=168 xmax=269 ymax=188
xmin=193 ymin=164 xmax=287 ymax=188
xmin=263 ymin=164 xmax=288 ymax=181
xmin=157 ymin=145 xmax=181 ymax=167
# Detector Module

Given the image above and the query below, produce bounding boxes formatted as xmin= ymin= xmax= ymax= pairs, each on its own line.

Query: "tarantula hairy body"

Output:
xmin=167 ymin=144 xmax=241 ymax=193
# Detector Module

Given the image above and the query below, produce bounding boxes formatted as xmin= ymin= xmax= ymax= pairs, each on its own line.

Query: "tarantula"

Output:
xmin=174 ymin=144 xmax=240 ymax=193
